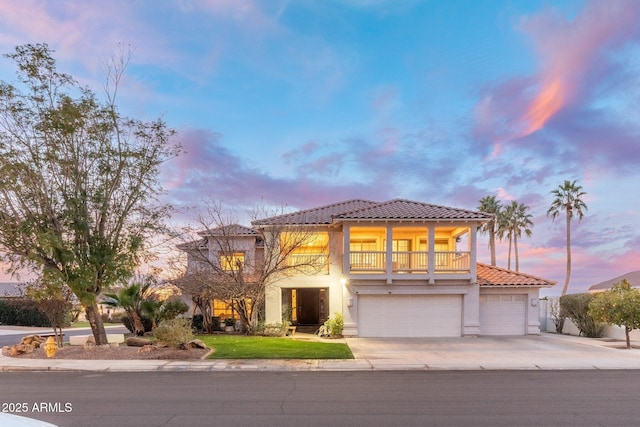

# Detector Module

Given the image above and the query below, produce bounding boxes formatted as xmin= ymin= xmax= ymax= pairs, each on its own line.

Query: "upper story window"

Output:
xmin=220 ymin=252 xmax=245 ymax=271
xmin=284 ymin=232 xmax=329 ymax=274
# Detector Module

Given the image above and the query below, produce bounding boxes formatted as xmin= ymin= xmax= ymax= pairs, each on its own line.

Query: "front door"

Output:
xmin=297 ymin=288 xmax=320 ymax=325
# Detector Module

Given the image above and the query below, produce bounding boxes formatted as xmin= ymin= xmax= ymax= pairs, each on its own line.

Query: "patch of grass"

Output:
xmin=70 ymin=321 xmax=120 ymax=328
xmin=197 ymin=335 xmax=353 ymax=359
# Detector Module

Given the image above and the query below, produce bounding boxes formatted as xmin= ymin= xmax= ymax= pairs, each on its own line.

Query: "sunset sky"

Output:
xmin=0 ymin=0 xmax=638 ymax=295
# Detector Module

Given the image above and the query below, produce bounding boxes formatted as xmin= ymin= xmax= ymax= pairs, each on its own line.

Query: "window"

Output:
xmin=350 ymin=239 xmax=377 ymax=251
xmin=220 ymin=252 xmax=245 ymax=271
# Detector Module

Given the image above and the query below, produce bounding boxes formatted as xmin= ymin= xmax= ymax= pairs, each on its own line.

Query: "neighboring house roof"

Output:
xmin=253 ymin=198 xmax=492 ymax=226
xmin=176 ymin=238 xmax=208 ymax=251
xmin=178 ymin=224 xmax=260 ymax=251
xmin=199 ymin=224 xmax=260 ymax=237
xmin=476 ymin=263 xmax=556 ymax=287
xmin=588 ymin=271 xmax=640 ymax=292
xmin=0 ymin=282 xmax=26 ymax=298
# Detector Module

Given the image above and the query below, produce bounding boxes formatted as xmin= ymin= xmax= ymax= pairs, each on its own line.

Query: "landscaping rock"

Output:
xmin=4 ymin=335 xmax=46 ymax=356
xmin=21 ymin=335 xmax=45 ymax=347
xmin=125 ymin=337 xmax=152 ymax=347
xmin=137 ymin=344 xmax=157 ymax=353
xmin=188 ymin=339 xmax=207 ymax=349
xmin=8 ymin=344 xmax=36 ymax=356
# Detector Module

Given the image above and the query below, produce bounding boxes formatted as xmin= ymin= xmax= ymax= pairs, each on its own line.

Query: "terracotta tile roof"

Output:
xmin=477 ymin=263 xmax=556 ymax=287
xmin=199 ymin=224 xmax=260 ymax=236
xmin=176 ymin=238 xmax=208 ymax=251
xmin=254 ymin=198 xmax=492 ymax=226
xmin=588 ymin=271 xmax=640 ymax=292
xmin=335 ymin=199 xmax=493 ymax=221
xmin=252 ymin=199 xmax=378 ymax=226
xmin=177 ymin=225 xmax=259 ymax=251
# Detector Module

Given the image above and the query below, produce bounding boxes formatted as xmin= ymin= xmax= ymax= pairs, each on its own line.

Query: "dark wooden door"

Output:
xmin=297 ymin=289 xmax=320 ymax=325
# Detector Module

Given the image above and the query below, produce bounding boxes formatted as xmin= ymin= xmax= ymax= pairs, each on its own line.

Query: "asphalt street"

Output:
xmin=1 ymin=370 xmax=639 ymax=427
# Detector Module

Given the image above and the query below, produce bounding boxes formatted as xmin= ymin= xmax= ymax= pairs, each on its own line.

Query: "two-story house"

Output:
xmin=181 ymin=198 xmax=555 ymax=337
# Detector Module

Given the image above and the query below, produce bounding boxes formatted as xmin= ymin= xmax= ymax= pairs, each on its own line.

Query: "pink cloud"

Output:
xmin=518 ymin=0 xmax=640 ymax=135
xmin=0 ymin=1 xmax=177 ymax=73
xmin=161 ymin=127 xmax=385 ymax=213
xmin=473 ymin=0 xmax=640 ymax=156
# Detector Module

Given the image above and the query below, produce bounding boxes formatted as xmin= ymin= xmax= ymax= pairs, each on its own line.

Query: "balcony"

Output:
xmin=349 ymin=251 xmax=470 ymax=274
xmin=286 ymin=253 xmax=329 ymax=274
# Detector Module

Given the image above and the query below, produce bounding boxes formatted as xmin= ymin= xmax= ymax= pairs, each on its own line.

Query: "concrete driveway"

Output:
xmin=345 ymin=333 xmax=640 ymax=370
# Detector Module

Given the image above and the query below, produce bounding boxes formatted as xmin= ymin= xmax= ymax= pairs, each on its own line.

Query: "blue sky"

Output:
xmin=0 ymin=0 xmax=639 ymax=294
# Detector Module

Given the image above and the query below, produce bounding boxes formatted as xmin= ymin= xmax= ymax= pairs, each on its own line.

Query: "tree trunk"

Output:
xmin=514 ymin=233 xmax=519 ymax=272
xmin=626 ymin=326 xmax=631 ymax=349
xmin=54 ymin=325 xmax=64 ymax=348
xmin=489 ymin=228 xmax=496 ymax=266
xmin=130 ymin=311 xmax=145 ymax=336
xmin=507 ymin=233 xmax=512 ymax=270
xmin=561 ymin=211 xmax=572 ymax=296
xmin=85 ymin=303 xmax=108 ymax=345
xmin=193 ymin=296 xmax=213 ymax=333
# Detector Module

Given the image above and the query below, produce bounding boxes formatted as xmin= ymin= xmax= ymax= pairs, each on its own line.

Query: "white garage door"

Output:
xmin=480 ymin=294 xmax=526 ymax=335
xmin=358 ymin=295 xmax=462 ymax=337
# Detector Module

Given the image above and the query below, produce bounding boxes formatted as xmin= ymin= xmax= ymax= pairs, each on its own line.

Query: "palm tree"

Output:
xmin=547 ymin=180 xmax=588 ymax=296
xmin=478 ymin=195 xmax=502 ymax=266
xmin=509 ymin=201 xmax=533 ymax=272
xmin=102 ymin=283 xmax=147 ymax=336
xmin=496 ymin=207 xmax=513 ymax=270
xmin=497 ymin=201 xmax=534 ymax=271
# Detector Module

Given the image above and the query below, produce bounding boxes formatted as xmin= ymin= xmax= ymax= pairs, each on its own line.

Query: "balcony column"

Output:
xmin=343 ymin=225 xmax=351 ymax=275
xmin=428 ymin=224 xmax=435 ymax=284
xmin=470 ymin=224 xmax=477 ymax=280
xmin=386 ymin=225 xmax=393 ymax=277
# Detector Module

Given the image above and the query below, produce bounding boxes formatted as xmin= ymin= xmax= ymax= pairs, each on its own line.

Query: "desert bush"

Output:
xmin=324 ymin=313 xmax=344 ymax=337
xmin=560 ymin=293 xmax=605 ymax=338
xmin=254 ymin=321 xmax=290 ymax=337
xmin=153 ymin=318 xmax=194 ymax=348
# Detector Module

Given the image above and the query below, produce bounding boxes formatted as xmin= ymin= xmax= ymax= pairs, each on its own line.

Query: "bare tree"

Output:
xmin=26 ymin=279 xmax=75 ymax=347
xmin=174 ymin=200 xmax=328 ymax=334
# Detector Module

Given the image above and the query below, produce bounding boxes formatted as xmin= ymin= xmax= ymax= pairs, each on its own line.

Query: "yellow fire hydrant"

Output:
xmin=44 ymin=336 xmax=58 ymax=358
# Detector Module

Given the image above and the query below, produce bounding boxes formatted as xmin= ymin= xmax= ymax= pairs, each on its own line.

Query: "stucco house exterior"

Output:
xmin=180 ymin=198 xmax=555 ymax=337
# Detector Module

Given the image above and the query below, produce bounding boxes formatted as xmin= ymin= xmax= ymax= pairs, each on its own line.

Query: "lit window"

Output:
xmin=220 ymin=252 xmax=245 ymax=271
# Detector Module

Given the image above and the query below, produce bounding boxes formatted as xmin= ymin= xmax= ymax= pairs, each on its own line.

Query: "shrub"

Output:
xmin=0 ymin=298 xmax=50 ymax=327
xmin=560 ymin=293 xmax=605 ymax=338
xmin=158 ymin=298 xmax=189 ymax=323
xmin=254 ymin=321 xmax=290 ymax=337
xmin=153 ymin=318 xmax=195 ymax=348
xmin=324 ymin=313 xmax=344 ymax=337
xmin=121 ymin=316 xmax=154 ymax=334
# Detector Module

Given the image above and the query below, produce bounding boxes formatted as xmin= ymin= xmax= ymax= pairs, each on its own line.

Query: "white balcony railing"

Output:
xmin=287 ymin=253 xmax=329 ymax=274
xmin=434 ymin=251 xmax=470 ymax=272
xmin=350 ymin=251 xmax=386 ymax=272
xmin=349 ymin=251 xmax=470 ymax=273
xmin=391 ymin=251 xmax=428 ymax=272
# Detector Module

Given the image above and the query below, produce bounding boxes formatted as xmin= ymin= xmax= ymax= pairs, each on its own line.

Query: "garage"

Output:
xmin=479 ymin=294 xmax=526 ymax=335
xmin=357 ymin=294 xmax=462 ymax=337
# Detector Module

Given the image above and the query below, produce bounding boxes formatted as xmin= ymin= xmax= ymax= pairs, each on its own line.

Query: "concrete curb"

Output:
xmin=2 ymin=332 xmax=640 ymax=373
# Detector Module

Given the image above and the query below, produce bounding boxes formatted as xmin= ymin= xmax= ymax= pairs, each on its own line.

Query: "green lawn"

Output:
xmin=197 ymin=335 xmax=354 ymax=359
xmin=70 ymin=321 xmax=121 ymax=328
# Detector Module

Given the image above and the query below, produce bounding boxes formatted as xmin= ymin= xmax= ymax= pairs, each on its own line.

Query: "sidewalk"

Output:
xmin=2 ymin=331 xmax=640 ymax=372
